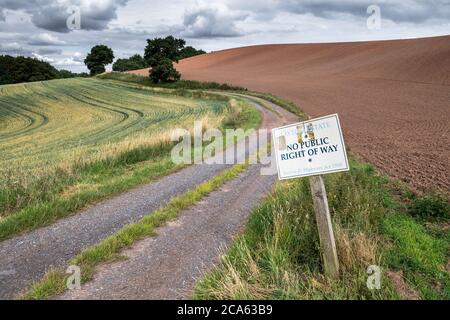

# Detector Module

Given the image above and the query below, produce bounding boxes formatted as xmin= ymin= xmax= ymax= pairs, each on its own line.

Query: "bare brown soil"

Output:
xmin=386 ymin=270 xmax=421 ymax=300
xmin=131 ymin=36 xmax=450 ymax=191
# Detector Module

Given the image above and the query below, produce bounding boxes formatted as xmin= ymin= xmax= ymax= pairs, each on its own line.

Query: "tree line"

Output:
xmin=112 ymin=44 xmax=204 ymax=73
xmin=86 ymin=36 xmax=205 ymax=83
xmin=0 ymin=36 xmax=205 ymax=85
xmin=0 ymin=55 xmax=88 ymax=85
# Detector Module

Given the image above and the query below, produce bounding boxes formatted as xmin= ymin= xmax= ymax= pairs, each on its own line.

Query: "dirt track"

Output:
xmin=132 ymin=36 xmax=450 ymax=191
xmin=0 ymin=95 xmax=297 ymax=300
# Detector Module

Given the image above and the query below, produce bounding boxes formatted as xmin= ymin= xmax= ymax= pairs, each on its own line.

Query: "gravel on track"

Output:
xmin=58 ymin=163 xmax=275 ymax=300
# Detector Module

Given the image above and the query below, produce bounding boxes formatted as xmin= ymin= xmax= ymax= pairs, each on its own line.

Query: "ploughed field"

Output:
xmin=131 ymin=36 xmax=450 ymax=191
xmin=0 ymin=78 xmax=229 ymax=217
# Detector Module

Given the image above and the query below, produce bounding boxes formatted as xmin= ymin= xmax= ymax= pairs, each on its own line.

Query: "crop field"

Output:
xmin=0 ymin=78 xmax=228 ymax=175
xmin=0 ymin=78 xmax=236 ymax=232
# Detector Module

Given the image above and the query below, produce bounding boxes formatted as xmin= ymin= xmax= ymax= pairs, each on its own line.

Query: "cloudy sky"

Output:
xmin=1 ymin=0 xmax=449 ymax=72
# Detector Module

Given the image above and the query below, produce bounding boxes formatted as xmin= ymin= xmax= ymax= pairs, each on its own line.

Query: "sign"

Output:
xmin=272 ymin=114 xmax=349 ymax=180
xmin=272 ymin=114 xmax=348 ymax=278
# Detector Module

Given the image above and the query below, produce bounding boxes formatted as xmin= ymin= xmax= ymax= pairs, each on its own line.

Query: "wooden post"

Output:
xmin=309 ymin=175 xmax=339 ymax=278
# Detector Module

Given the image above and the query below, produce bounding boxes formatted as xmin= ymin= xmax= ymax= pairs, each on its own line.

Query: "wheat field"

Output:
xmin=0 ymin=78 xmax=228 ymax=179
xmin=0 ymin=77 xmax=233 ymax=222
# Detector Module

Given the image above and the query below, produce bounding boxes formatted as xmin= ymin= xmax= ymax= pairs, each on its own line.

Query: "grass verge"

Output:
xmin=98 ymin=72 xmax=247 ymax=91
xmin=194 ymin=158 xmax=395 ymax=299
xmin=22 ymin=162 xmax=249 ymax=300
xmin=193 ymin=159 xmax=449 ymax=300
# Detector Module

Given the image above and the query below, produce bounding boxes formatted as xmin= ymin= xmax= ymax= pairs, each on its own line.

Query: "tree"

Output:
xmin=57 ymin=69 xmax=89 ymax=79
xmin=0 ymin=55 xmax=85 ymax=85
xmin=144 ymin=36 xmax=185 ymax=83
xmin=144 ymin=36 xmax=185 ymax=64
xmin=112 ymin=54 xmax=148 ymax=72
xmin=15 ymin=56 xmax=59 ymax=82
xmin=84 ymin=45 xmax=114 ymax=75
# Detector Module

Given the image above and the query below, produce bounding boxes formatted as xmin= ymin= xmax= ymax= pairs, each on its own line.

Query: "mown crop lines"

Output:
xmin=0 ymin=78 xmax=229 ymax=215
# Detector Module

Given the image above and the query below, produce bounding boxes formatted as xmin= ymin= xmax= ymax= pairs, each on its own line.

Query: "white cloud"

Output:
xmin=181 ymin=2 xmax=247 ymax=38
xmin=31 ymin=52 xmax=55 ymax=63
xmin=53 ymin=57 xmax=84 ymax=66
xmin=32 ymin=52 xmax=84 ymax=67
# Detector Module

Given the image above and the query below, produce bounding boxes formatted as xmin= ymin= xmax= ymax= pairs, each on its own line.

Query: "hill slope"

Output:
xmin=131 ymin=36 xmax=450 ymax=190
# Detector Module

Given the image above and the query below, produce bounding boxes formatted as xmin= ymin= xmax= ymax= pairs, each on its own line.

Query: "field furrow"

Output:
xmin=0 ymin=78 xmax=231 ymax=216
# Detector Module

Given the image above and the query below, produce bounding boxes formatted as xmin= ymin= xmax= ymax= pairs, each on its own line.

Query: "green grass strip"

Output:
xmin=97 ymin=72 xmax=248 ymax=91
xmin=22 ymin=162 xmax=249 ymax=300
xmin=383 ymin=213 xmax=450 ymax=299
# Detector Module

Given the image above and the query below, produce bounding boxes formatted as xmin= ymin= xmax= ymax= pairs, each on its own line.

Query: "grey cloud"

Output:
xmin=37 ymin=48 xmax=62 ymax=55
xmin=0 ymin=0 xmax=30 ymax=11
xmin=0 ymin=43 xmax=33 ymax=56
xmin=275 ymin=0 xmax=450 ymax=23
xmin=278 ymin=0 xmax=367 ymax=18
xmin=0 ymin=0 xmax=128 ymax=32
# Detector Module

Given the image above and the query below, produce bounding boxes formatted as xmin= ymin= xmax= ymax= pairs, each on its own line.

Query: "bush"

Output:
xmin=409 ymin=193 xmax=450 ymax=220
xmin=112 ymin=54 xmax=148 ymax=72
xmin=179 ymin=46 xmax=206 ymax=59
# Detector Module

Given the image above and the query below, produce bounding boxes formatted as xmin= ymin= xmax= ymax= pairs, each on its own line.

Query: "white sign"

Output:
xmin=272 ymin=114 xmax=349 ymax=180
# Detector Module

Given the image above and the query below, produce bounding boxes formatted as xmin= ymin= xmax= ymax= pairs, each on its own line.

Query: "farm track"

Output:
xmin=60 ymin=163 xmax=275 ymax=300
xmin=0 ymin=94 xmax=297 ymax=299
